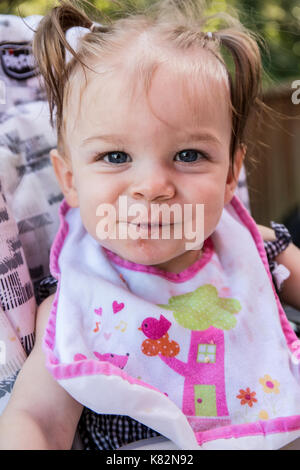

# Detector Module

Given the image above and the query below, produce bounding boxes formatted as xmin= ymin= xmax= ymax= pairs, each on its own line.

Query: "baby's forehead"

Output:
xmin=64 ymin=35 xmax=231 ymax=137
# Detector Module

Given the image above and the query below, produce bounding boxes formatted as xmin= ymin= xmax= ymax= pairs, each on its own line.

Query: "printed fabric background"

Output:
xmin=0 ymin=182 xmax=35 ymax=413
xmin=0 ymin=14 xmax=63 ymax=303
xmin=0 ymin=14 xmax=62 ymax=415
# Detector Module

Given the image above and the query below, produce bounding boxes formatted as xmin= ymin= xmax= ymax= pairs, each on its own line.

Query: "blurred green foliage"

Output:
xmin=1 ymin=0 xmax=299 ymax=83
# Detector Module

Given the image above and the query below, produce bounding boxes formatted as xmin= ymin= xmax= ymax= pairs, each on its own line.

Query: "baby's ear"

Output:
xmin=224 ymin=144 xmax=246 ymax=205
xmin=50 ymin=148 xmax=79 ymax=208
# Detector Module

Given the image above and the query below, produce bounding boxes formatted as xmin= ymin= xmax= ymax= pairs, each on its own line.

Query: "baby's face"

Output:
xmin=57 ymin=53 xmax=242 ymax=267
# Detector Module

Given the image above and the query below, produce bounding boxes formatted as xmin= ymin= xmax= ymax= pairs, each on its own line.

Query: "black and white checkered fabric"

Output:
xmin=77 ymin=408 xmax=160 ymax=450
xmin=264 ymin=222 xmax=292 ymax=273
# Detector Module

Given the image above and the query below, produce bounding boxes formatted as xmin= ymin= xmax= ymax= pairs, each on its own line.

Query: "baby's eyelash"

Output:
xmin=94 ymin=150 xmax=130 ymax=164
xmin=174 ymin=149 xmax=210 ymax=163
xmin=93 ymin=149 xmax=210 ymax=164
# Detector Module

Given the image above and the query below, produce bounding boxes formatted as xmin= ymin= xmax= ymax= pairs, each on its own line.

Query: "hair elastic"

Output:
xmin=90 ymin=22 xmax=98 ymax=32
xmin=90 ymin=22 xmax=110 ymax=33
xmin=205 ymin=31 xmax=214 ymax=39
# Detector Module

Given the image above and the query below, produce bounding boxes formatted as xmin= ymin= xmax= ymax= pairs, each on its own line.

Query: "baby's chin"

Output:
xmin=100 ymin=237 xmax=187 ymax=268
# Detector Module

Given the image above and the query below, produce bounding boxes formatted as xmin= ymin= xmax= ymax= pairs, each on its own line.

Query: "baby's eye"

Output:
xmin=174 ymin=149 xmax=208 ymax=163
xmin=97 ymin=151 xmax=131 ymax=164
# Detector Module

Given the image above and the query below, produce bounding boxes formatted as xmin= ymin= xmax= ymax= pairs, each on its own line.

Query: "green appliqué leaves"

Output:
xmin=157 ymin=284 xmax=241 ymax=331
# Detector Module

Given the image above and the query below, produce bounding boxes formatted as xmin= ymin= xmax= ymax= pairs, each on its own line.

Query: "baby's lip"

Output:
xmin=120 ymin=220 xmax=174 ymax=226
xmin=136 ymin=222 xmax=164 ymax=227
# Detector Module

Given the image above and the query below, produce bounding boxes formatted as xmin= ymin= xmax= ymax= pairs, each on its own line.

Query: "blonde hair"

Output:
xmin=33 ymin=0 xmax=264 ymax=167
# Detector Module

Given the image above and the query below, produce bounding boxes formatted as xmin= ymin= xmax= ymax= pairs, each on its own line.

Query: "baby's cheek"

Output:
xmin=79 ymin=205 xmax=96 ymax=236
xmin=203 ymin=199 xmax=224 ymax=235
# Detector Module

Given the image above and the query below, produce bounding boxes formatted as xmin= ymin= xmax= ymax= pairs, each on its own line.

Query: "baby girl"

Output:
xmin=1 ymin=0 xmax=300 ymax=450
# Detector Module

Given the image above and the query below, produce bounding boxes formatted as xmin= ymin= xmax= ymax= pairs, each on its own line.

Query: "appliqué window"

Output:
xmin=197 ymin=344 xmax=216 ymax=363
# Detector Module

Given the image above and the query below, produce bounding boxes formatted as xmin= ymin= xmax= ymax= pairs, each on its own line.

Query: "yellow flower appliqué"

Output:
xmin=259 ymin=375 xmax=280 ymax=394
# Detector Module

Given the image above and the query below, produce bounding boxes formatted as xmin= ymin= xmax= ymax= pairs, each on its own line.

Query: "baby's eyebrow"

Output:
xmin=81 ymin=131 xmax=221 ymax=146
xmin=81 ymin=133 xmax=126 ymax=146
xmin=184 ymin=132 xmax=221 ymax=146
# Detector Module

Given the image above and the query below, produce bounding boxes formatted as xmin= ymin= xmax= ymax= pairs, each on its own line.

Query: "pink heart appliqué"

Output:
xmin=112 ymin=300 xmax=124 ymax=314
xmin=94 ymin=307 xmax=102 ymax=316
xmin=104 ymin=332 xmax=112 ymax=341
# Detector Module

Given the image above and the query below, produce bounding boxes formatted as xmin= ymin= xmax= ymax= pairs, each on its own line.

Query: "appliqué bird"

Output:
xmin=139 ymin=314 xmax=171 ymax=339
xmin=139 ymin=315 xmax=180 ymax=357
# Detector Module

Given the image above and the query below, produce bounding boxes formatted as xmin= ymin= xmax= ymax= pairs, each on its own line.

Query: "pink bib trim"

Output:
xmin=103 ymin=238 xmax=214 ymax=283
xmin=230 ymin=196 xmax=299 ymax=354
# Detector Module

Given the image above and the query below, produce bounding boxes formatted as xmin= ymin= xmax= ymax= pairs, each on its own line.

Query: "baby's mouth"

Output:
xmin=118 ymin=220 xmax=176 ymax=229
xmin=135 ymin=222 xmax=175 ymax=229
xmin=137 ymin=222 xmax=162 ymax=228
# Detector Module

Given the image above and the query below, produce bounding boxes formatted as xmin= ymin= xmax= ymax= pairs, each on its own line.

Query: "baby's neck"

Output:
xmin=153 ymin=248 xmax=203 ymax=274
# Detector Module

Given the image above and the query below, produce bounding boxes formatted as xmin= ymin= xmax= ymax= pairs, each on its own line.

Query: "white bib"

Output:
xmin=44 ymin=196 xmax=300 ymax=450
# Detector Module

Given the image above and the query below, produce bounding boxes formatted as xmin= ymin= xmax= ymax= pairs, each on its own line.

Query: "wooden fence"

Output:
xmin=245 ymin=84 xmax=300 ymax=226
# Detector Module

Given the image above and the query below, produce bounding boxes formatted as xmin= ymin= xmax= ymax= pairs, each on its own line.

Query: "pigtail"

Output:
xmin=33 ymin=1 xmax=94 ymax=132
xmin=215 ymin=28 xmax=263 ymax=160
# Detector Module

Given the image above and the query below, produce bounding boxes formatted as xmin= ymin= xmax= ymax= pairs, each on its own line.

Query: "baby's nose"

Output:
xmin=129 ymin=167 xmax=175 ymax=202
